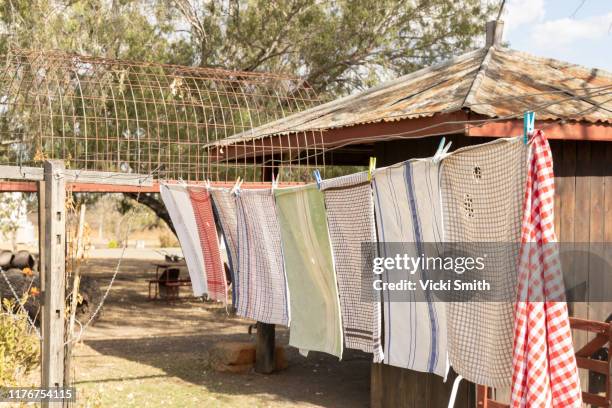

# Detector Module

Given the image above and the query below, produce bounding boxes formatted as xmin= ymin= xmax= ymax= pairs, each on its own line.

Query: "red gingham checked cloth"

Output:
xmin=188 ymin=187 xmax=228 ymax=304
xmin=511 ymin=130 xmax=581 ymax=407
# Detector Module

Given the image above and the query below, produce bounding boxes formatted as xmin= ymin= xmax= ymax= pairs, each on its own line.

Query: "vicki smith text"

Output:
xmin=373 ymin=278 xmax=491 ymax=292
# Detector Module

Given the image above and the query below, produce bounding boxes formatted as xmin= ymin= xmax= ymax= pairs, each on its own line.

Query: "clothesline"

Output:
xmin=160 ymin=129 xmax=582 ymax=408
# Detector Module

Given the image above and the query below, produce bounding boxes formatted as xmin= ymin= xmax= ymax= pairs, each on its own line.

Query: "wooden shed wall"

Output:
xmin=550 ymin=139 xmax=612 ymax=395
xmin=369 ymin=136 xmax=612 ymax=407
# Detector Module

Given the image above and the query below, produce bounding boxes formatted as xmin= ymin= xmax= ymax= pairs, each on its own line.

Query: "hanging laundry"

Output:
xmin=210 ymin=188 xmax=238 ymax=304
xmin=510 ymin=131 xmax=581 ymax=407
xmin=372 ymin=159 xmax=448 ymax=377
xmin=441 ymin=138 xmax=527 ymax=387
xmin=159 ymin=183 xmax=207 ymax=296
xmin=320 ymin=172 xmax=383 ymax=362
xmin=275 ymin=184 xmax=343 ymax=358
xmin=188 ymin=187 xmax=227 ymax=303
xmin=235 ymin=189 xmax=289 ymax=326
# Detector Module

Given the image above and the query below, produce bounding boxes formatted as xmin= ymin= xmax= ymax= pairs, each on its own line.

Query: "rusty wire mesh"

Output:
xmin=0 ymin=49 xmax=326 ymax=182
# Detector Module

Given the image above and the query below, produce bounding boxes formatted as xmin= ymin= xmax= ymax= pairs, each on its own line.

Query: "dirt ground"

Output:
xmin=66 ymin=250 xmax=370 ymax=407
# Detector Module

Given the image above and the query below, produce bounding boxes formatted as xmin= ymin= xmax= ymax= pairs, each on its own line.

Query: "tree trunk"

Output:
xmin=123 ymin=193 xmax=176 ymax=236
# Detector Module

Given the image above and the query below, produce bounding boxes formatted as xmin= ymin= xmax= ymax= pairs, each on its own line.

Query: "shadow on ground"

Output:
xmin=73 ymin=257 xmax=370 ymax=407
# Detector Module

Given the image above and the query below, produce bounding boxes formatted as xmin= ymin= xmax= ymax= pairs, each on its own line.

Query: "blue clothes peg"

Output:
xmin=435 ymin=137 xmax=446 ymax=157
xmin=523 ymin=111 xmax=535 ymax=144
xmin=433 ymin=137 xmax=451 ymax=163
xmin=313 ymin=169 xmax=322 ymax=189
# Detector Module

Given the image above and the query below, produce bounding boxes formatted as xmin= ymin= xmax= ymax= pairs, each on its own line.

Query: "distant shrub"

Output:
xmin=0 ymin=298 xmax=39 ymax=386
xmin=158 ymin=230 xmax=178 ymax=248
xmin=107 ymin=240 xmax=119 ymax=249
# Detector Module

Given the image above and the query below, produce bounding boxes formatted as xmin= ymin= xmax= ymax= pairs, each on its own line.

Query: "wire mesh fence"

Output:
xmin=0 ymin=49 xmax=326 ymax=182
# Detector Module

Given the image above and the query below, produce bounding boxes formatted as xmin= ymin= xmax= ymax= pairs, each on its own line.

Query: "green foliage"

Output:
xmin=116 ymin=195 xmax=163 ymax=230
xmin=1 ymin=1 xmax=496 ymax=99
xmin=107 ymin=239 xmax=119 ymax=249
xmin=0 ymin=0 xmax=496 ymax=225
xmin=0 ymin=0 xmax=184 ymax=62
xmin=0 ymin=298 xmax=39 ymax=386
xmin=158 ymin=230 xmax=178 ymax=248
xmin=171 ymin=0 xmax=496 ymax=97
xmin=0 ymin=194 xmax=21 ymax=239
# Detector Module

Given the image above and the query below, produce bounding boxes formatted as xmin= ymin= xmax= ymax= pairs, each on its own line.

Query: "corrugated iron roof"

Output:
xmin=212 ymin=46 xmax=612 ymax=147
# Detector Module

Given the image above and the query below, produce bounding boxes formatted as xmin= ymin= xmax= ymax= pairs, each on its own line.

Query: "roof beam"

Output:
xmin=209 ymin=112 xmax=470 ymax=162
xmin=0 ymin=165 xmax=153 ymax=186
xmin=466 ymin=118 xmax=612 ymax=141
xmin=0 ymin=180 xmax=304 ymax=193
xmin=208 ymin=112 xmax=612 ymax=164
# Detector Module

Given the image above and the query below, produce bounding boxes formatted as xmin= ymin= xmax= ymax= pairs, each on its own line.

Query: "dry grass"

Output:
xmin=63 ymin=255 xmax=370 ymax=407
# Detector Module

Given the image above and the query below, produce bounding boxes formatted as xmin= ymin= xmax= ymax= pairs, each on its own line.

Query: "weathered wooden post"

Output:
xmin=255 ymin=166 xmax=277 ymax=374
xmin=41 ymin=160 xmax=66 ymax=407
xmin=608 ymin=324 xmax=612 ymax=408
xmin=37 ymin=179 xmax=46 ymax=387
xmin=255 ymin=322 xmax=276 ymax=373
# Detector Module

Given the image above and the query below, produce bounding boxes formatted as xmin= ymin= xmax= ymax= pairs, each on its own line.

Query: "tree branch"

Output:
xmin=123 ymin=192 xmax=176 ymax=237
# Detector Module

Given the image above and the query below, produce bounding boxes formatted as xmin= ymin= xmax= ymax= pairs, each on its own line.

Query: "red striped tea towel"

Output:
xmin=188 ymin=187 xmax=228 ymax=303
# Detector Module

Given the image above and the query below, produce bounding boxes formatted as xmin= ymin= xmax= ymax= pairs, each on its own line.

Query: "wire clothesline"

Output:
xmin=0 ymin=265 xmax=43 ymax=340
xmin=64 ymin=165 xmax=162 ymax=345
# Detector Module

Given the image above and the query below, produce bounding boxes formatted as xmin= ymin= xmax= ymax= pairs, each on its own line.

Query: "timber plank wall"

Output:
xmin=370 ymin=137 xmax=612 ymax=407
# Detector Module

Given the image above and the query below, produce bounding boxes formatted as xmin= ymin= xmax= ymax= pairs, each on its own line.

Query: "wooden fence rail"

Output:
xmin=476 ymin=317 xmax=612 ymax=407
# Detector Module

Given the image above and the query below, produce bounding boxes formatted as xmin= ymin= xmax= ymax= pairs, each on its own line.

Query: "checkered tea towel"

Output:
xmin=210 ymin=188 xmax=238 ymax=304
xmin=188 ymin=187 xmax=228 ymax=303
xmin=372 ymin=159 xmax=448 ymax=377
xmin=235 ymin=189 xmax=289 ymax=326
xmin=321 ymin=171 xmax=383 ymax=362
xmin=511 ymin=130 xmax=581 ymax=407
xmin=275 ymin=184 xmax=343 ymax=358
xmin=441 ymin=137 xmax=527 ymax=387
xmin=159 ymin=183 xmax=207 ymax=297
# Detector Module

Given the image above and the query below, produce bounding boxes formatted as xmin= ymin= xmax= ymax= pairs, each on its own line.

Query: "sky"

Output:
xmin=502 ymin=0 xmax=612 ymax=71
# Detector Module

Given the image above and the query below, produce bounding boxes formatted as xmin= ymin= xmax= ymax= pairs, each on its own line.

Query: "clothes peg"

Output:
xmin=368 ymin=157 xmax=377 ymax=181
xmin=442 ymin=141 xmax=452 ymax=155
xmin=313 ymin=169 xmax=322 ymax=189
xmin=230 ymin=177 xmax=242 ymax=195
xmin=523 ymin=111 xmax=535 ymax=144
xmin=433 ymin=137 xmax=451 ymax=164
xmin=434 ymin=137 xmax=446 ymax=157
xmin=271 ymin=173 xmax=280 ymax=189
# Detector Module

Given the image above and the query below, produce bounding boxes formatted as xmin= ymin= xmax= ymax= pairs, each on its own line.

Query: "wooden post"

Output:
xmin=41 ymin=160 xmax=66 ymax=406
xmin=254 ymin=165 xmax=277 ymax=374
xmin=476 ymin=385 xmax=488 ymax=407
xmin=371 ymin=364 xmax=472 ymax=407
xmin=37 ymin=180 xmax=46 ymax=387
xmin=608 ymin=325 xmax=612 ymax=408
xmin=485 ymin=20 xmax=504 ymax=47
xmin=255 ymin=322 xmax=276 ymax=374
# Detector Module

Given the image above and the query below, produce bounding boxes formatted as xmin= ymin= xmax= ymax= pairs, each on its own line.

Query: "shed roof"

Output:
xmin=211 ymin=45 xmax=612 ymax=149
